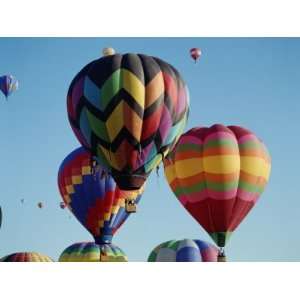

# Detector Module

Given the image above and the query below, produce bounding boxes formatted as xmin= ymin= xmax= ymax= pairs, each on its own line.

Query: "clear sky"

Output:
xmin=0 ymin=38 xmax=299 ymax=261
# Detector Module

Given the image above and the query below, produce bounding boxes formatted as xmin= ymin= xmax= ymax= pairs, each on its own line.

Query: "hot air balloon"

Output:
xmin=0 ymin=252 xmax=53 ymax=262
xmin=190 ymin=48 xmax=201 ymax=63
xmin=37 ymin=202 xmax=43 ymax=209
xmin=58 ymin=147 xmax=144 ymax=245
xmin=163 ymin=124 xmax=271 ymax=260
xmin=59 ymin=202 xmax=66 ymax=209
xmin=0 ymin=75 xmax=18 ymax=99
xmin=67 ymin=52 xmax=189 ymax=190
xmin=59 ymin=242 xmax=127 ymax=262
xmin=102 ymin=47 xmax=116 ymax=56
xmin=148 ymin=239 xmax=218 ymax=262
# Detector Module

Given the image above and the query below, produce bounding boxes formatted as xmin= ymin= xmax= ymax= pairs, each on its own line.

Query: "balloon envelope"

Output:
xmin=164 ymin=124 xmax=271 ymax=247
xmin=59 ymin=242 xmax=127 ymax=262
xmin=148 ymin=239 xmax=218 ymax=262
xmin=0 ymin=252 xmax=53 ymax=262
xmin=58 ymin=147 xmax=144 ymax=244
xmin=67 ymin=53 xmax=189 ymax=190
xmin=0 ymin=75 xmax=18 ymax=98
xmin=102 ymin=47 xmax=116 ymax=56
xmin=190 ymin=48 xmax=201 ymax=62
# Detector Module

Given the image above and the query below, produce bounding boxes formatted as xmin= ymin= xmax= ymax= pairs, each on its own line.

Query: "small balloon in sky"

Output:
xmin=37 ymin=202 xmax=43 ymax=209
xmin=102 ymin=47 xmax=116 ymax=56
xmin=59 ymin=202 xmax=66 ymax=209
xmin=190 ymin=48 xmax=202 ymax=63
xmin=0 ymin=75 xmax=18 ymax=99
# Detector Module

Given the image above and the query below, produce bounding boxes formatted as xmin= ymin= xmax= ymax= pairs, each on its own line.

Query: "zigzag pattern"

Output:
xmin=67 ymin=54 xmax=189 ymax=189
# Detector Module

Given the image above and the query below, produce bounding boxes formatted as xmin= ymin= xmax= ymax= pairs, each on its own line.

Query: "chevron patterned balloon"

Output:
xmin=148 ymin=239 xmax=218 ymax=262
xmin=0 ymin=252 xmax=54 ymax=262
xmin=67 ymin=53 xmax=189 ymax=190
xmin=59 ymin=242 xmax=127 ymax=262
xmin=164 ymin=124 xmax=271 ymax=247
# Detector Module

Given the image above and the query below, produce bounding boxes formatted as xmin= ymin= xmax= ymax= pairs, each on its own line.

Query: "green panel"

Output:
xmin=209 ymin=232 xmax=232 ymax=247
xmin=86 ymin=109 xmax=110 ymax=142
xmin=101 ymin=69 xmax=121 ymax=110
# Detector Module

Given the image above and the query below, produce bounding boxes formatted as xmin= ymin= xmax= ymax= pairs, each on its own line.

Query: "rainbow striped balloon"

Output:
xmin=0 ymin=252 xmax=53 ymax=262
xmin=164 ymin=124 xmax=271 ymax=247
xmin=59 ymin=242 xmax=127 ymax=262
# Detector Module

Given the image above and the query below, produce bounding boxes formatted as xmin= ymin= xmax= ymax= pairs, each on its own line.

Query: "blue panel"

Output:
xmin=176 ymin=247 xmax=202 ymax=262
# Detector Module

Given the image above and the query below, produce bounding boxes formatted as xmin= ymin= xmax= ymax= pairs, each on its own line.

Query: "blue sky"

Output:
xmin=0 ymin=38 xmax=299 ymax=261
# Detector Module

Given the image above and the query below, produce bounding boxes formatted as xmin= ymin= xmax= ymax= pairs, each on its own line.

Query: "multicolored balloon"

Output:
xmin=164 ymin=124 xmax=271 ymax=249
xmin=59 ymin=242 xmax=127 ymax=262
xmin=0 ymin=75 xmax=18 ymax=98
xmin=58 ymin=147 xmax=144 ymax=244
xmin=67 ymin=53 xmax=189 ymax=190
xmin=190 ymin=48 xmax=201 ymax=63
xmin=0 ymin=252 xmax=53 ymax=262
xmin=148 ymin=239 xmax=218 ymax=262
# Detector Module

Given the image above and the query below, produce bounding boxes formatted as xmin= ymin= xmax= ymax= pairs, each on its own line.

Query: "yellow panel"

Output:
xmin=164 ymin=164 xmax=176 ymax=183
xmin=145 ymin=72 xmax=164 ymax=108
xmin=174 ymin=158 xmax=204 ymax=179
xmin=241 ymin=156 xmax=271 ymax=180
xmin=203 ymin=155 xmax=240 ymax=174
xmin=66 ymin=185 xmax=74 ymax=194
xmin=82 ymin=166 xmax=91 ymax=175
xmin=72 ymin=175 xmax=82 ymax=185
xmin=83 ymin=252 xmax=100 ymax=262
xmin=121 ymin=69 xmax=145 ymax=108
xmin=104 ymin=212 xmax=111 ymax=221
xmin=106 ymin=101 xmax=124 ymax=141
xmin=124 ymin=102 xmax=143 ymax=141
xmin=99 ymin=145 xmax=120 ymax=170
xmin=111 ymin=205 xmax=120 ymax=214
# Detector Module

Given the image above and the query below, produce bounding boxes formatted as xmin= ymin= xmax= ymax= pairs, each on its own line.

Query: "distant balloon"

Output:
xmin=37 ymin=202 xmax=43 ymax=209
xmin=148 ymin=239 xmax=219 ymax=262
xmin=102 ymin=47 xmax=116 ymax=56
xmin=0 ymin=252 xmax=53 ymax=262
xmin=190 ymin=48 xmax=201 ymax=63
xmin=20 ymin=198 xmax=24 ymax=204
xmin=59 ymin=242 xmax=127 ymax=262
xmin=59 ymin=202 xmax=66 ymax=209
xmin=0 ymin=75 xmax=18 ymax=98
xmin=58 ymin=147 xmax=144 ymax=244
xmin=164 ymin=124 xmax=271 ymax=249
